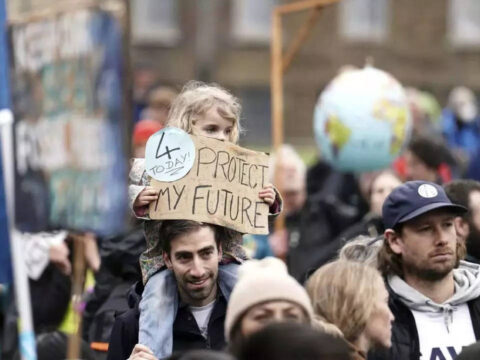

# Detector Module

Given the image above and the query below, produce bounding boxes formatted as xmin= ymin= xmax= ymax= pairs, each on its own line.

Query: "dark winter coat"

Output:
xmin=83 ymin=222 xmax=145 ymax=344
xmin=369 ymin=283 xmax=480 ymax=360
xmin=288 ymin=160 xmax=367 ymax=283
xmin=106 ymin=282 xmax=228 ymax=360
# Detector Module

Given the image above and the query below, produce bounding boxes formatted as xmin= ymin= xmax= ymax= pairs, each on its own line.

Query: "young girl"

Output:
xmin=129 ymin=81 xmax=281 ymax=359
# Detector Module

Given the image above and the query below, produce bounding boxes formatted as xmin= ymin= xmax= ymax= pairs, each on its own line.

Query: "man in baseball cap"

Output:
xmin=372 ymin=181 xmax=480 ymax=360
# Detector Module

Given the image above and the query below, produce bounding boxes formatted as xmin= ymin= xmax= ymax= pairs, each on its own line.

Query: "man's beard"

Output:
xmin=406 ymin=266 xmax=453 ymax=281
xmin=176 ymin=271 xmax=217 ymax=305
xmin=403 ymin=254 xmax=456 ymax=282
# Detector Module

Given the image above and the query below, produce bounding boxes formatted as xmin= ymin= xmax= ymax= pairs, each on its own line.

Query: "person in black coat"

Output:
xmin=288 ymin=160 xmax=367 ymax=282
xmin=372 ymin=181 xmax=480 ymax=360
xmin=293 ymin=169 xmax=400 ymax=281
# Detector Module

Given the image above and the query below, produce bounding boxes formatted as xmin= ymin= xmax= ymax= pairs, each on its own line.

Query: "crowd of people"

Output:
xmin=3 ymin=78 xmax=480 ymax=360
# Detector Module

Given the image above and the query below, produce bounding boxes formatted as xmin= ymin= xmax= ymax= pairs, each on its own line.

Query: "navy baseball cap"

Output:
xmin=382 ymin=180 xmax=467 ymax=229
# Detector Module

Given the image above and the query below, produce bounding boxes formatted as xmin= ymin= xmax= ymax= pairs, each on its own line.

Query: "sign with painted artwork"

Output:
xmin=146 ymin=129 xmax=270 ymax=235
xmin=9 ymin=6 xmax=128 ymax=235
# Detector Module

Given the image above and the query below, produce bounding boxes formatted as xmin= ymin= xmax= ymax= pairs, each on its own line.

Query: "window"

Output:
xmin=237 ymin=88 xmax=271 ymax=147
xmin=448 ymin=0 xmax=480 ymax=47
xmin=131 ymin=0 xmax=180 ymax=45
xmin=231 ymin=0 xmax=276 ymax=43
xmin=339 ymin=0 xmax=389 ymax=42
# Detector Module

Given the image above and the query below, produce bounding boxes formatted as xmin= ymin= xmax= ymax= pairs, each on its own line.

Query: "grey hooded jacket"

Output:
xmin=369 ymin=261 xmax=480 ymax=360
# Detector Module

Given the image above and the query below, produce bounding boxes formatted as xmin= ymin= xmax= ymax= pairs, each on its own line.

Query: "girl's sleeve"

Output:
xmin=129 ymin=158 xmax=150 ymax=219
xmin=221 ymin=231 xmax=249 ymax=263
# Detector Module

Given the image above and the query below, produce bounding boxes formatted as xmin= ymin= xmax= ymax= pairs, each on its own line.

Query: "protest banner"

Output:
xmin=9 ymin=4 xmax=129 ymax=236
xmin=146 ymin=128 xmax=270 ymax=235
xmin=8 ymin=3 xmax=131 ymax=359
xmin=0 ymin=0 xmax=11 ymax=285
xmin=2 ymin=2 xmax=36 ymax=358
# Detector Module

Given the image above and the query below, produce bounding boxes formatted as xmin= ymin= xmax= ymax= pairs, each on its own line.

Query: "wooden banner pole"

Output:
xmin=282 ymin=6 xmax=323 ymax=74
xmin=276 ymin=0 xmax=338 ymax=14
xmin=271 ymin=10 xmax=284 ymax=151
xmin=271 ymin=9 xmax=285 ymax=232
xmin=270 ymin=0 xmax=340 ymax=235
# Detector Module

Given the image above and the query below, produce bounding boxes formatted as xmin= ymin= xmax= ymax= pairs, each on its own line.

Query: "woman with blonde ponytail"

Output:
xmin=306 ymin=260 xmax=394 ymax=359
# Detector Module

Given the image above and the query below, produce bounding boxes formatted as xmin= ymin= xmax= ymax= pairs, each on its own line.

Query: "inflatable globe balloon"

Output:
xmin=314 ymin=66 xmax=411 ymax=172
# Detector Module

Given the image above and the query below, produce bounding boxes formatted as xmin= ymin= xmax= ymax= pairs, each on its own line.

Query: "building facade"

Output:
xmin=7 ymin=0 xmax=480 ymax=147
xmin=134 ymin=0 xmax=480 ymax=147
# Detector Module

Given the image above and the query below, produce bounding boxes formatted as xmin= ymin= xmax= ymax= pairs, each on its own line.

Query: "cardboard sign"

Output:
xmin=148 ymin=134 xmax=270 ymax=235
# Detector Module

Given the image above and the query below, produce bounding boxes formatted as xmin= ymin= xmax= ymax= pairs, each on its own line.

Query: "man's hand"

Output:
xmin=129 ymin=344 xmax=158 ymax=360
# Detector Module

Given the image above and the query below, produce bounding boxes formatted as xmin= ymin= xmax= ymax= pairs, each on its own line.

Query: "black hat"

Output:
xmin=382 ymin=181 xmax=467 ymax=229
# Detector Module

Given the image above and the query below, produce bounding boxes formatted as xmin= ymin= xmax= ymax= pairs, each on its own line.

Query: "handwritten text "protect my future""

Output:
xmin=149 ymin=136 xmax=270 ymax=235
xmin=196 ymin=146 xmax=268 ymax=189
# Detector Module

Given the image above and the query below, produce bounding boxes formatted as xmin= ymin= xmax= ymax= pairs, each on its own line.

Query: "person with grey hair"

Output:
xmin=338 ymin=235 xmax=383 ymax=268
xmin=268 ymin=144 xmax=306 ymax=217
xmin=244 ymin=144 xmax=307 ymax=260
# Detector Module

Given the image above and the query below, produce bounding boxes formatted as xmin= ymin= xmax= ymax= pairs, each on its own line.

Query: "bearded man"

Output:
xmin=107 ymin=220 xmax=230 ymax=360
xmin=373 ymin=181 xmax=480 ymax=360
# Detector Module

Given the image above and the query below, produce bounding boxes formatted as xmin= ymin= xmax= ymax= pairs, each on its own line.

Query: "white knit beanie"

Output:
xmin=224 ymin=257 xmax=314 ymax=341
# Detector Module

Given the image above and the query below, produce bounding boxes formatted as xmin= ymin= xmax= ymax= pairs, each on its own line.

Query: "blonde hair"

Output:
xmin=166 ymin=81 xmax=242 ymax=143
xmin=306 ymin=260 xmax=385 ymax=344
xmin=311 ymin=316 xmax=344 ymax=338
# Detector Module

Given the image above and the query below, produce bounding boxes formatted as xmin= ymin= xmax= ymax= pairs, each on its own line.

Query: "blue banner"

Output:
xmin=0 ymin=0 xmax=12 ymax=284
xmin=9 ymin=9 xmax=128 ymax=236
